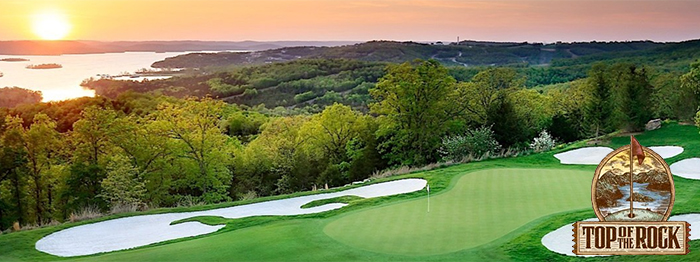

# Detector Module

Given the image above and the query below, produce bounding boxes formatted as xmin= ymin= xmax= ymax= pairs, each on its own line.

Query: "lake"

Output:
xmin=0 ymin=51 xmax=205 ymax=101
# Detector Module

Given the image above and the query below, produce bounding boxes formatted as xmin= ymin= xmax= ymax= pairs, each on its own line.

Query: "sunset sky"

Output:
xmin=2 ymin=0 xmax=700 ymax=42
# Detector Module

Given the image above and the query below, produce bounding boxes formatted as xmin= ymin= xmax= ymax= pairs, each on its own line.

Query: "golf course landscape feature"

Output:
xmin=671 ymin=158 xmax=700 ymax=180
xmin=553 ymin=146 xmax=683 ymax=165
xmin=324 ymin=168 xmax=591 ymax=255
xmin=36 ymin=179 xmax=427 ymax=257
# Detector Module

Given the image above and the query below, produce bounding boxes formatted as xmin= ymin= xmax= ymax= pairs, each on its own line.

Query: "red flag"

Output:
xmin=631 ymin=136 xmax=645 ymax=165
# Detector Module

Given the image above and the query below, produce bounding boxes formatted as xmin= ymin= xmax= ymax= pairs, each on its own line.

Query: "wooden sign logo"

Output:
xmin=573 ymin=137 xmax=690 ymax=255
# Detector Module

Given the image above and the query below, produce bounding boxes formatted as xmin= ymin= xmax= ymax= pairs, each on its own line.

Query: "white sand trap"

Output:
xmin=36 ymin=179 xmax=427 ymax=257
xmin=554 ymin=147 xmax=613 ymax=165
xmin=670 ymin=158 xmax=700 ymax=180
xmin=542 ymin=213 xmax=700 ymax=257
xmin=554 ymin=146 xmax=683 ymax=165
xmin=541 ymin=218 xmax=599 ymax=257
xmin=648 ymin=146 xmax=684 ymax=159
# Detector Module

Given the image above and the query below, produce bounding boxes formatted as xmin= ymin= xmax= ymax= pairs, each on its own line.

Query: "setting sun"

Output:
xmin=32 ymin=11 xmax=71 ymax=40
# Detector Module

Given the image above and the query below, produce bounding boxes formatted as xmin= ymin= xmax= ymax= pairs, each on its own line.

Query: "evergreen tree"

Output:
xmin=584 ymin=63 xmax=613 ymax=137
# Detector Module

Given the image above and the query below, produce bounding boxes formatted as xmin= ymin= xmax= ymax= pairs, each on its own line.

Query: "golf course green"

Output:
xmin=324 ymin=168 xmax=591 ymax=255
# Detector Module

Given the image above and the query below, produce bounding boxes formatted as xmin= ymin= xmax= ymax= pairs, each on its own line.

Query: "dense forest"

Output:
xmin=2 ymin=42 xmax=700 ymax=232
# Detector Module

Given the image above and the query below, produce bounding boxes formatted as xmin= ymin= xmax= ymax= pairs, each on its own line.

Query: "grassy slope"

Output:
xmin=0 ymin=123 xmax=698 ymax=261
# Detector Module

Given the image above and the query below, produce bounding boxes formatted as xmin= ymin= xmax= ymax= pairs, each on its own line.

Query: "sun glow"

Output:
xmin=32 ymin=11 xmax=71 ymax=40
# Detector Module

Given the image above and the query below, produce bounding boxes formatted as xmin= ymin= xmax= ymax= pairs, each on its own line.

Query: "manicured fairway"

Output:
xmin=324 ymin=168 xmax=592 ymax=255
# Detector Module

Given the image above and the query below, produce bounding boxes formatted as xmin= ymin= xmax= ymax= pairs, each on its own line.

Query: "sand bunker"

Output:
xmin=542 ymin=214 xmax=700 ymax=256
xmin=554 ymin=147 xmax=613 ymax=165
xmin=541 ymin=218 xmax=599 ymax=257
xmin=36 ymin=179 xmax=427 ymax=257
xmin=648 ymin=146 xmax=683 ymax=159
xmin=670 ymin=158 xmax=700 ymax=180
xmin=554 ymin=146 xmax=683 ymax=165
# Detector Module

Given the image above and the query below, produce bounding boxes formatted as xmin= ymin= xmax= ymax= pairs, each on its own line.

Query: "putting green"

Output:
xmin=323 ymin=168 xmax=592 ymax=255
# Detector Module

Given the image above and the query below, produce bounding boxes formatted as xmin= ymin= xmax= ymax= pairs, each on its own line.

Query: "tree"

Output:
xmin=547 ymin=80 xmax=591 ymax=142
xmin=226 ymin=110 xmax=268 ymax=143
xmin=300 ymin=103 xmax=370 ymax=185
xmin=152 ymin=98 xmax=238 ymax=203
xmin=679 ymin=62 xmax=700 ymax=119
xmin=233 ymin=116 xmax=310 ymax=196
xmin=370 ymin=60 xmax=460 ymax=166
xmin=508 ymin=88 xmax=554 ymax=141
xmin=584 ymin=63 xmax=613 ymax=137
xmin=486 ymin=92 xmax=529 ymax=147
xmin=0 ymin=116 xmax=29 ymax=226
xmin=11 ymin=114 xmax=61 ymax=223
xmin=71 ymin=106 xmax=119 ymax=165
xmin=100 ymin=155 xmax=146 ymax=207
xmin=108 ymin=116 xmax=175 ymax=206
xmin=460 ymin=67 xmax=524 ymax=125
xmin=610 ymin=63 xmax=654 ymax=131
xmin=681 ymin=62 xmax=700 ymax=96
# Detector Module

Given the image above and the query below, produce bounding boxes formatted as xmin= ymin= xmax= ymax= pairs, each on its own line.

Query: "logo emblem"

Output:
xmin=573 ymin=136 xmax=690 ymax=255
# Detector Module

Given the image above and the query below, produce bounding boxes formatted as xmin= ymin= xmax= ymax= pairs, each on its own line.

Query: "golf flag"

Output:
xmin=631 ymin=136 xmax=645 ymax=165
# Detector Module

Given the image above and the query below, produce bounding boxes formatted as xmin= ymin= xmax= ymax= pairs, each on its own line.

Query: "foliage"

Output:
xmin=583 ymin=63 xmax=614 ymax=137
xmin=609 ymin=63 xmax=654 ymax=131
xmin=99 ymin=155 xmax=146 ymax=207
xmin=0 ymin=87 xmax=42 ymax=109
xmin=439 ymin=126 xmax=502 ymax=161
xmin=152 ymin=98 xmax=237 ymax=203
xmin=529 ymin=130 xmax=557 ymax=152
xmin=300 ymin=195 xmax=364 ymax=209
xmin=651 ymin=72 xmax=694 ymax=120
xmin=459 ymin=67 xmax=524 ymax=125
xmin=370 ymin=60 xmax=462 ymax=166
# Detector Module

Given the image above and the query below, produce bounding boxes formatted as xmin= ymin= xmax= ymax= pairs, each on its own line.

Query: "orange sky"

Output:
xmin=2 ymin=0 xmax=700 ymax=42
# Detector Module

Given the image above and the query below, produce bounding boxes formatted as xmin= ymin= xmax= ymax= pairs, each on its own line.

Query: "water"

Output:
xmin=600 ymin=182 xmax=670 ymax=216
xmin=0 ymin=52 xmax=201 ymax=101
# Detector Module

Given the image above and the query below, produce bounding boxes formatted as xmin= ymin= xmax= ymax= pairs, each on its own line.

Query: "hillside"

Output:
xmin=151 ymin=40 xmax=662 ymax=68
xmin=83 ymin=59 xmax=385 ymax=110
xmin=81 ymin=39 xmax=700 ymax=111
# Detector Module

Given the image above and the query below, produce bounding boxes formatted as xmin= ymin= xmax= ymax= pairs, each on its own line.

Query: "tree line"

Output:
xmin=1 ymin=59 xmax=699 ymax=231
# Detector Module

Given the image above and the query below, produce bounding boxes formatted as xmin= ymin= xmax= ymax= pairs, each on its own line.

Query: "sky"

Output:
xmin=2 ymin=0 xmax=700 ymax=43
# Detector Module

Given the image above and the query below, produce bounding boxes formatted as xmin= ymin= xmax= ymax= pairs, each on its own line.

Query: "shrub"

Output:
xmin=294 ymin=91 xmax=317 ymax=103
xmin=243 ymin=88 xmax=259 ymax=97
xmin=240 ymin=191 xmax=258 ymax=201
xmin=175 ymin=195 xmax=205 ymax=208
xmin=529 ymin=130 xmax=557 ymax=152
xmin=439 ymin=126 xmax=502 ymax=161
xmin=69 ymin=205 xmax=103 ymax=223
xmin=109 ymin=202 xmax=143 ymax=215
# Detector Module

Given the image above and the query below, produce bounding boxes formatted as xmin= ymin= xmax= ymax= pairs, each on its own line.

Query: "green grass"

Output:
xmin=1 ymin=122 xmax=699 ymax=261
xmin=324 ymin=168 xmax=591 ymax=255
xmin=301 ymin=196 xmax=365 ymax=209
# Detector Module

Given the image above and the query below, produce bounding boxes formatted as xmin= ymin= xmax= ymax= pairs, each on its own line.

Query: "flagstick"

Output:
xmin=427 ymin=184 xmax=430 ymax=213
xmin=629 ymin=142 xmax=635 ymax=218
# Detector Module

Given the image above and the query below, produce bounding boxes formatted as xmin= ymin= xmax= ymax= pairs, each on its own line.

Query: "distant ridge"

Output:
xmin=0 ymin=40 xmax=360 ymax=55
xmin=151 ymin=39 xmax=670 ymax=68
